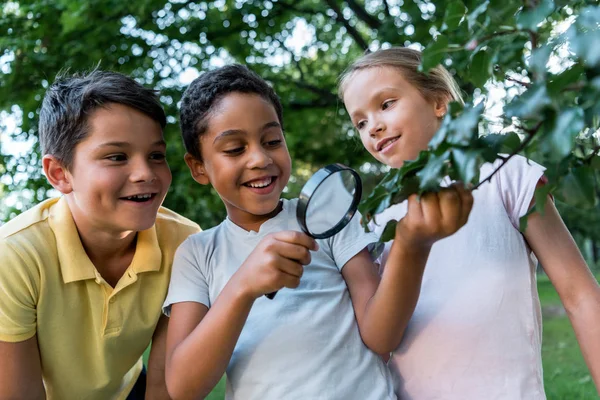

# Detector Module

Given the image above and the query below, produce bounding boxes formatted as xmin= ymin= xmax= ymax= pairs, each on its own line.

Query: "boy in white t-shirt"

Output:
xmin=162 ymin=64 xmax=473 ymax=399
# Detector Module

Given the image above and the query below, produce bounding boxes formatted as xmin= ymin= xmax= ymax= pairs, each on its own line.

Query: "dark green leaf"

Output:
xmin=417 ymin=151 xmax=451 ymax=191
xmin=480 ymin=132 xmax=522 ymax=154
xmin=467 ymin=1 xmax=489 ymax=32
xmin=540 ymin=107 xmax=585 ymax=161
xmin=516 ymin=0 xmax=555 ymax=32
xmin=380 ymin=220 xmax=398 ymax=243
xmin=555 ymin=166 xmax=598 ymax=209
xmin=448 ymin=102 xmax=484 ymax=145
xmin=470 ymin=49 xmax=494 ymax=87
xmin=443 ymin=1 xmax=467 ymax=31
xmin=504 ymin=84 xmax=552 ymax=119
xmin=420 ymin=35 xmax=450 ymax=73
xmin=529 ymin=45 xmax=552 ymax=80
xmin=451 ymin=149 xmax=481 ymax=184
xmin=567 ymin=6 xmax=600 ymax=68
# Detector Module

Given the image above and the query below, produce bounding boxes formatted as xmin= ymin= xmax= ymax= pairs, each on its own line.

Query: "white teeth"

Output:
xmin=247 ymin=177 xmax=273 ymax=188
xmin=380 ymin=137 xmax=398 ymax=151
xmin=126 ymin=194 xmax=152 ymax=200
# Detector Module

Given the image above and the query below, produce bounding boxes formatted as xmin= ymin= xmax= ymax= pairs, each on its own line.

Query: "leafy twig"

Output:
xmin=473 ymin=122 xmax=542 ymax=189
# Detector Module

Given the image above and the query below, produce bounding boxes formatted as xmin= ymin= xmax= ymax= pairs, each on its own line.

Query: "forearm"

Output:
xmin=166 ymin=279 xmax=254 ymax=399
xmin=359 ymin=240 xmax=431 ymax=354
xmin=145 ymin=316 xmax=171 ymax=400
xmin=565 ymin=293 xmax=600 ymax=393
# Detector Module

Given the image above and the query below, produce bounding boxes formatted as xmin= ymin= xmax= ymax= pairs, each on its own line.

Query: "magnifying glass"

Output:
xmin=266 ymin=163 xmax=362 ymax=299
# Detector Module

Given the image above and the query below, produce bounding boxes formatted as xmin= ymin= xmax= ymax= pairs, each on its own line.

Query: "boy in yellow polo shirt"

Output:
xmin=0 ymin=70 xmax=200 ymax=399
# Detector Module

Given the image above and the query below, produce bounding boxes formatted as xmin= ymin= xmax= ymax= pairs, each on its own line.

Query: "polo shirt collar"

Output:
xmin=49 ymin=197 xmax=162 ymax=283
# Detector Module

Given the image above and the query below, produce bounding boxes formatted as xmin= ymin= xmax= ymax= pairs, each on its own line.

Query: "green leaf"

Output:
xmin=448 ymin=102 xmax=484 ymax=145
xmin=528 ymin=45 xmax=552 ymax=80
xmin=443 ymin=1 xmax=467 ymax=31
xmin=533 ymin=183 xmax=553 ymax=214
xmin=516 ymin=0 xmax=555 ymax=32
xmin=470 ymin=49 xmax=494 ymax=87
xmin=451 ymin=149 xmax=481 ymax=184
xmin=555 ymin=166 xmax=598 ymax=209
xmin=567 ymin=6 xmax=600 ymax=68
xmin=540 ymin=107 xmax=585 ymax=161
xmin=504 ymin=84 xmax=552 ymax=120
xmin=417 ymin=151 xmax=451 ymax=191
xmin=480 ymin=132 xmax=522 ymax=154
xmin=380 ymin=220 xmax=398 ymax=243
xmin=420 ymin=35 xmax=450 ymax=73
xmin=547 ymin=65 xmax=585 ymax=95
xmin=467 ymin=1 xmax=489 ymax=32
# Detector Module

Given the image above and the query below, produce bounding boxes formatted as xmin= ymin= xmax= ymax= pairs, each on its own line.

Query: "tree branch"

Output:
xmin=323 ymin=0 xmax=370 ymax=50
xmin=382 ymin=0 xmax=392 ymax=19
xmin=506 ymin=75 xmax=532 ymax=88
xmin=344 ymin=0 xmax=381 ymax=30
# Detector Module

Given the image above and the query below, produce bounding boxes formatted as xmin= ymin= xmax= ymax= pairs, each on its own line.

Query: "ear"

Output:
xmin=184 ymin=153 xmax=210 ymax=185
xmin=42 ymin=155 xmax=73 ymax=194
xmin=433 ymin=96 xmax=449 ymax=119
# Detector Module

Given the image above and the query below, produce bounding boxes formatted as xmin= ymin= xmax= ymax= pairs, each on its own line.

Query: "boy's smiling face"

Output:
xmin=60 ymin=103 xmax=171 ymax=234
xmin=186 ymin=92 xmax=291 ymax=230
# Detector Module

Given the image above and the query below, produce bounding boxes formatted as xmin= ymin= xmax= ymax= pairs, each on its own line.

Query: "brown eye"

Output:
xmin=382 ymin=99 xmax=396 ymax=110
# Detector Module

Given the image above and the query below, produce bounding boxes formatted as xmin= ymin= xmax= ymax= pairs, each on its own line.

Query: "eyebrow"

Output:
xmin=213 ymin=121 xmax=281 ymax=144
xmin=98 ymin=140 xmax=167 ymax=148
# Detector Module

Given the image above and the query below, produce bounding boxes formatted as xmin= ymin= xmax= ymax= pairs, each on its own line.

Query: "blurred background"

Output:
xmin=1 ymin=1 xmax=599 ymax=397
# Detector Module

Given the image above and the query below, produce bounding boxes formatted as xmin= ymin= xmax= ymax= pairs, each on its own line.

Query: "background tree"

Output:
xmin=0 ymin=0 xmax=599 ymax=265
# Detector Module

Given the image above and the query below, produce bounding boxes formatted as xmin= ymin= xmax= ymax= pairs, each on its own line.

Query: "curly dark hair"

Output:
xmin=179 ymin=64 xmax=284 ymax=160
xmin=39 ymin=69 xmax=166 ymax=169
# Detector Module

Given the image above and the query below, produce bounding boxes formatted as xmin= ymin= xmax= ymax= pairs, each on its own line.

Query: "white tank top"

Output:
xmin=371 ymin=155 xmax=546 ymax=399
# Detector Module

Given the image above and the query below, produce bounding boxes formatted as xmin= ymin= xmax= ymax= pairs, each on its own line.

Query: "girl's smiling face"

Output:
xmin=343 ymin=66 xmax=447 ymax=168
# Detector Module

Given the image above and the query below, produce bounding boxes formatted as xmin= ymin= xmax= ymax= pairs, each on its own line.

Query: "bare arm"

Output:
xmin=344 ymin=185 xmax=473 ymax=354
xmin=165 ymin=289 xmax=251 ymax=400
xmin=145 ymin=315 xmax=171 ymax=399
xmin=524 ymin=197 xmax=600 ymax=393
xmin=165 ymin=231 xmax=316 ymax=400
xmin=0 ymin=336 xmax=46 ymax=399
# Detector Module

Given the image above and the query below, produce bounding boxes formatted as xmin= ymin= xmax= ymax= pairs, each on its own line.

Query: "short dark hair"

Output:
xmin=179 ymin=64 xmax=284 ymax=160
xmin=39 ymin=69 xmax=166 ymax=168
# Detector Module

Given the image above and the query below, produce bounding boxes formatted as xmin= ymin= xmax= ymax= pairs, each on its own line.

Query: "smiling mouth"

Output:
xmin=377 ymin=136 xmax=400 ymax=152
xmin=243 ymin=176 xmax=276 ymax=188
xmin=120 ymin=193 xmax=157 ymax=203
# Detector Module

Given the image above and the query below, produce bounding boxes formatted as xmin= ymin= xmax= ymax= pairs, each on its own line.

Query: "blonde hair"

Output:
xmin=338 ymin=47 xmax=464 ymax=106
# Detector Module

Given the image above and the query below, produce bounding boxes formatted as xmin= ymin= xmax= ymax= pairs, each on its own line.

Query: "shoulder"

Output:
xmin=0 ymin=199 xmax=58 ymax=266
xmin=175 ymin=222 xmax=225 ymax=258
xmin=154 ymin=206 xmax=201 ymax=247
xmin=480 ymin=154 xmax=545 ymax=184
xmin=0 ymin=198 xmax=58 ymax=240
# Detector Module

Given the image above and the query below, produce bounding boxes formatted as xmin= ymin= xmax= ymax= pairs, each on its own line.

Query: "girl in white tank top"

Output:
xmin=338 ymin=47 xmax=600 ymax=399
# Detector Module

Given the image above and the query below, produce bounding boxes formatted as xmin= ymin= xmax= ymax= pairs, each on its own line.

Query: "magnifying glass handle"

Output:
xmin=266 ymin=291 xmax=277 ymax=300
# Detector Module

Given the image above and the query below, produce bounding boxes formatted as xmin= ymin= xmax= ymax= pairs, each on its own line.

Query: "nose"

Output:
xmin=247 ymin=146 xmax=273 ymax=169
xmin=368 ymin=119 xmax=385 ymax=138
xmin=130 ymin=158 xmax=157 ymax=183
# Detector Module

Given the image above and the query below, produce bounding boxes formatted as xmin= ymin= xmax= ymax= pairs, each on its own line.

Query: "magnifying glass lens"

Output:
xmin=305 ymin=170 xmax=357 ymax=237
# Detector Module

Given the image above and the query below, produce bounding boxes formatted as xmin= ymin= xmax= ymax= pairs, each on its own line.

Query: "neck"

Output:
xmin=66 ymin=198 xmax=138 ymax=283
xmin=228 ymin=200 xmax=284 ymax=232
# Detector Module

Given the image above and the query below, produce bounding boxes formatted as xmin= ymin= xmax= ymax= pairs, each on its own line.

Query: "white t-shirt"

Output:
xmin=370 ymin=155 xmax=547 ymax=400
xmin=164 ymin=198 xmax=396 ymax=400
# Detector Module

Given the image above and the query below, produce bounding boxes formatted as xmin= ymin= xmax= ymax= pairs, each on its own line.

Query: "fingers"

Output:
xmin=273 ymin=231 xmax=319 ymax=251
xmin=437 ymin=186 xmax=462 ymax=232
xmin=400 ymin=182 xmax=474 ymax=245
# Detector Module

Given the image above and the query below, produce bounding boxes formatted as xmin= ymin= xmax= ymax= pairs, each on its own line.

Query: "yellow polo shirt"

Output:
xmin=0 ymin=197 xmax=200 ymax=399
